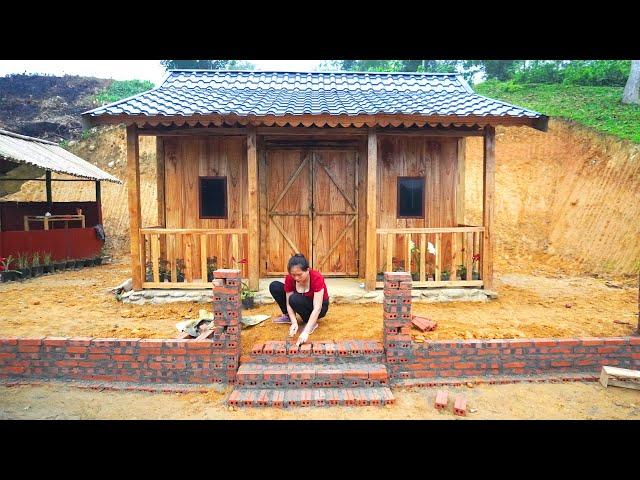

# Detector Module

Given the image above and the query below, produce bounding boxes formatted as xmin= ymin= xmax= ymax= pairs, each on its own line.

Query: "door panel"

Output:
xmin=312 ymin=150 xmax=358 ymax=276
xmin=265 ymin=150 xmax=311 ymax=275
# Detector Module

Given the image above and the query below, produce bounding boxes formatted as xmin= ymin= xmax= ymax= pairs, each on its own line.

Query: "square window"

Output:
xmin=397 ymin=177 xmax=425 ymax=218
xmin=199 ymin=177 xmax=227 ymax=219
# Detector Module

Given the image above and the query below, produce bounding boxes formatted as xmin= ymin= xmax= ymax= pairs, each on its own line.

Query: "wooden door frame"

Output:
xmin=260 ymin=142 xmax=360 ymax=277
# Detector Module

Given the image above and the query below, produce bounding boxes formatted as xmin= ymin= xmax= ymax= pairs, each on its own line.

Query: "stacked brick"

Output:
xmin=210 ymin=269 xmax=242 ymax=383
xmin=382 ymin=272 xmax=414 ymax=381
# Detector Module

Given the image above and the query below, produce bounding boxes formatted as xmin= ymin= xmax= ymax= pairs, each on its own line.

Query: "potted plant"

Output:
xmin=206 ymin=256 xmax=218 ymax=282
xmin=43 ymin=252 xmax=53 ymax=274
xmin=31 ymin=252 xmax=43 ymax=277
xmin=472 ymin=254 xmax=481 ymax=280
xmin=441 ymin=270 xmax=451 ymax=281
xmin=176 ymin=259 xmax=185 ymax=282
xmin=241 ymin=282 xmax=255 ymax=309
xmin=456 ymin=264 xmax=467 ymax=280
xmin=16 ymin=252 xmax=31 ymax=280
xmin=376 ymin=271 xmax=384 ymax=282
xmin=145 ymin=261 xmax=153 ymax=282
xmin=159 ymin=260 xmax=171 ymax=282
xmin=0 ymin=256 xmax=21 ymax=282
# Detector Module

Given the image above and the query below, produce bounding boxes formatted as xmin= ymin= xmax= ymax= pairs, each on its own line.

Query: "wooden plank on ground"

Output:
xmin=599 ymin=366 xmax=640 ymax=390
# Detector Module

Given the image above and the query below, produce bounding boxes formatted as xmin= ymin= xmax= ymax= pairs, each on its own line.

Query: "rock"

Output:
xmin=88 ymin=144 xmax=96 ymax=151
xmin=363 ymin=292 xmax=379 ymax=299
xmin=142 ymin=291 xmax=155 ymax=299
xmin=228 ymin=406 xmax=235 ymax=412
xmin=155 ymin=291 xmax=169 ymax=297
xmin=565 ymin=303 xmax=572 ymax=308
xmin=107 ymin=161 xmax=115 ymax=168
xmin=113 ymin=278 xmax=133 ymax=293
xmin=170 ymin=291 xmax=186 ymax=298
xmin=466 ymin=382 xmax=474 ymax=388
xmin=469 ymin=408 xmax=477 ymax=413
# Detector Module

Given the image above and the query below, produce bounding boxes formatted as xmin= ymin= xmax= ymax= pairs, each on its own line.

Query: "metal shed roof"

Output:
xmin=82 ymin=70 xmax=548 ymax=131
xmin=0 ymin=129 xmax=121 ymax=183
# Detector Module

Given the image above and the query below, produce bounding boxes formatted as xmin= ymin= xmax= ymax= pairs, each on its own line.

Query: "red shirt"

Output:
xmin=284 ymin=269 xmax=329 ymax=302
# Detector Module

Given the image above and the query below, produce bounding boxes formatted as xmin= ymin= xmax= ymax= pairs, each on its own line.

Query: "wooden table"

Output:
xmin=24 ymin=215 xmax=85 ymax=231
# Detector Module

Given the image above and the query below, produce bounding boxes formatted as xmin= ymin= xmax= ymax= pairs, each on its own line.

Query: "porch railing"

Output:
xmin=139 ymin=228 xmax=248 ymax=289
xmin=375 ymin=226 xmax=485 ymax=288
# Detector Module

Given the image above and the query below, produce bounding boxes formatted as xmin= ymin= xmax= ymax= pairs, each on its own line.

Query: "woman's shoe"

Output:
xmin=273 ymin=314 xmax=291 ymax=324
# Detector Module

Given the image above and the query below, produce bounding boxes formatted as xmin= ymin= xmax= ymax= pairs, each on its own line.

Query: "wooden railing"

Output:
xmin=375 ymin=226 xmax=485 ymax=288
xmin=139 ymin=228 xmax=248 ymax=289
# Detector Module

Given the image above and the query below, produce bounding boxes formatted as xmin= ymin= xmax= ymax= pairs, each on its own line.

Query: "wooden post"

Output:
xmin=482 ymin=126 xmax=496 ymax=291
xmin=455 ymin=138 xmax=466 ymax=269
xmin=365 ymin=129 xmax=378 ymax=290
xmin=247 ymin=127 xmax=259 ymax=290
xmin=45 ymin=170 xmax=52 ymax=205
xmin=127 ymin=124 xmax=143 ymax=290
xmin=95 ymin=181 xmax=103 ymax=224
xmin=156 ymin=136 xmax=166 ymax=259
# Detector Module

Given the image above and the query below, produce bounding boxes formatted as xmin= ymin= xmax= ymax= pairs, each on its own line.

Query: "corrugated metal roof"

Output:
xmin=0 ymin=129 xmax=121 ymax=183
xmin=83 ymin=70 xmax=545 ymax=122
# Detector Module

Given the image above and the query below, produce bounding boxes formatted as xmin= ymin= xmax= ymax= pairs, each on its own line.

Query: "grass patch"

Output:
xmin=475 ymin=81 xmax=640 ymax=144
xmin=95 ymin=80 xmax=154 ymax=105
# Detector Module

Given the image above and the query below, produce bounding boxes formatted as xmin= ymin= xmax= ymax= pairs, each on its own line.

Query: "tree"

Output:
xmin=622 ymin=60 xmax=640 ymax=105
xmin=160 ymin=60 xmax=254 ymax=71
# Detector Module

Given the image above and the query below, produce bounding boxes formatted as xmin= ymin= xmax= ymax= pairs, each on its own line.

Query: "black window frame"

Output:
xmin=198 ymin=176 xmax=228 ymax=219
xmin=396 ymin=176 xmax=425 ymax=219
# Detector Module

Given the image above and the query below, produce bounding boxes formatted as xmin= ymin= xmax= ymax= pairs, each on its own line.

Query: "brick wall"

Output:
xmin=382 ymin=271 xmax=640 ymax=384
xmin=0 ymin=269 xmax=243 ymax=385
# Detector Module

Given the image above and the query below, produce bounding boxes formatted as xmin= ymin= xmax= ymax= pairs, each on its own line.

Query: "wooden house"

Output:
xmin=81 ymin=70 xmax=547 ymax=291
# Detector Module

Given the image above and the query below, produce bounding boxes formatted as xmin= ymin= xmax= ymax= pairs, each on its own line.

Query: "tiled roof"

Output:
xmin=83 ymin=70 xmax=545 ymax=122
xmin=0 ymin=129 xmax=121 ymax=183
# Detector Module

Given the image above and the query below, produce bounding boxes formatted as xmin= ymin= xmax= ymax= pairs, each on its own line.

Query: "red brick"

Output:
xmin=18 ymin=345 xmax=41 ymax=353
xmin=435 ymin=390 xmax=448 ymax=410
xmin=504 ymin=362 xmax=526 ymax=368
xmin=580 ymin=338 xmax=606 ymax=346
xmin=551 ymin=361 xmax=572 ymax=367
xmin=263 ymin=342 xmax=275 ymax=355
xmin=454 ymin=396 xmax=467 ymax=416
xmin=251 ymin=343 xmax=264 ymax=355
xmin=213 ymin=269 xmax=241 ymax=279
xmin=597 ymin=346 xmax=620 ymax=354
xmin=43 ymin=337 xmax=69 ymax=346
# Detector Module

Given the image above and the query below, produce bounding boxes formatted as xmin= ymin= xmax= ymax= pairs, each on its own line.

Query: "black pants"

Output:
xmin=269 ymin=281 xmax=329 ymax=323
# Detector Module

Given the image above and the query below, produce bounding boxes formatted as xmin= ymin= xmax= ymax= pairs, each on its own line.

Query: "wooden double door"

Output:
xmin=263 ymin=148 xmax=359 ymax=277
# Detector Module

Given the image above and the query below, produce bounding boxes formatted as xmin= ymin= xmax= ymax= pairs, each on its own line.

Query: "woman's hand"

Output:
xmin=289 ymin=321 xmax=299 ymax=337
xmin=296 ymin=330 xmax=309 ymax=347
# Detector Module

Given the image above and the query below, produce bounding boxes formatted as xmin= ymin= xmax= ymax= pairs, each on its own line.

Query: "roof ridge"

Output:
xmin=166 ymin=69 xmax=459 ymax=76
xmin=0 ymin=128 xmax=58 ymax=145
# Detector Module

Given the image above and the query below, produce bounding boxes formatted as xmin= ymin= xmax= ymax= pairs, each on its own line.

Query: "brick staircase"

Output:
xmin=227 ymin=340 xmax=395 ymax=408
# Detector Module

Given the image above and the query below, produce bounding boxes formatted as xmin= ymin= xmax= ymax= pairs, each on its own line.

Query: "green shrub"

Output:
xmin=95 ymin=80 xmax=154 ymax=105
xmin=562 ymin=60 xmax=630 ymax=86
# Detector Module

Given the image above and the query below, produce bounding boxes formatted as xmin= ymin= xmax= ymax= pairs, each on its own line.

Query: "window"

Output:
xmin=199 ymin=176 xmax=227 ymax=219
xmin=397 ymin=176 xmax=425 ymax=218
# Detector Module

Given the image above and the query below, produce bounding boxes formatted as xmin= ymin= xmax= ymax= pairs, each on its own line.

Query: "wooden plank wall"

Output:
xmin=162 ymin=136 xmax=248 ymax=279
xmin=376 ymin=136 xmax=459 ymax=276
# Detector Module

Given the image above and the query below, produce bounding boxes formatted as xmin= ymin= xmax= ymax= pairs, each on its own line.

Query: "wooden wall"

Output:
xmin=375 ymin=136 xmax=460 ymax=275
xmin=161 ymin=136 xmax=248 ymax=277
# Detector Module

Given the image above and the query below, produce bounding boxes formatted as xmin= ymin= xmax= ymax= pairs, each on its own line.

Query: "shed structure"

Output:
xmin=82 ymin=70 xmax=548 ymax=291
xmin=0 ymin=129 xmax=121 ymax=262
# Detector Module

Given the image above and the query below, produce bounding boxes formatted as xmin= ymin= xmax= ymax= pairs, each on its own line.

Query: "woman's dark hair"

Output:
xmin=287 ymin=253 xmax=309 ymax=272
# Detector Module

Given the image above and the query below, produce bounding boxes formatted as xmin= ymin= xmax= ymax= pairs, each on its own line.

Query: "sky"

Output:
xmin=0 ymin=60 xmax=324 ymax=86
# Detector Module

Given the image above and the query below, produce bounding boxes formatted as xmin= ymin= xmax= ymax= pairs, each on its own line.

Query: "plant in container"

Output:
xmin=456 ymin=264 xmax=467 ymax=280
xmin=158 ymin=260 xmax=171 ymax=282
xmin=145 ymin=261 xmax=153 ymax=282
xmin=472 ymin=254 xmax=481 ymax=280
xmin=176 ymin=259 xmax=185 ymax=282
xmin=16 ymin=252 xmax=31 ymax=280
xmin=0 ymin=256 xmax=21 ymax=282
xmin=441 ymin=270 xmax=451 ymax=281
xmin=241 ymin=281 xmax=255 ymax=309
xmin=43 ymin=252 xmax=53 ymax=274
xmin=31 ymin=252 xmax=43 ymax=277
xmin=206 ymin=256 xmax=218 ymax=282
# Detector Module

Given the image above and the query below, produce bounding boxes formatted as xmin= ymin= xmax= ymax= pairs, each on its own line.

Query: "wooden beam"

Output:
xmin=138 ymin=127 xmax=248 ymax=136
xmin=95 ymin=180 xmax=103 ymax=224
xmin=365 ymin=128 xmax=378 ymax=290
xmin=126 ymin=124 xmax=143 ymax=290
xmin=247 ymin=127 xmax=259 ymax=290
xmin=376 ymin=128 xmax=483 ymax=137
xmin=455 ymin=137 xmax=466 ymax=272
xmin=599 ymin=366 xmax=640 ymax=390
xmin=482 ymin=126 xmax=496 ymax=291
xmin=45 ymin=170 xmax=52 ymax=204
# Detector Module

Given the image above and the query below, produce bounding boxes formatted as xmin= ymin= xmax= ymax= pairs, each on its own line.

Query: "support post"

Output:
xmin=127 ymin=124 xmax=143 ymax=290
xmin=482 ymin=126 xmax=495 ymax=291
xmin=156 ymin=136 xmax=166 ymax=259
xmin=365 ymin=128 xmax=378 ymax=290
xmin=45 ymin=170 xmax=52 ymax=205
xmin=247 ymin=127 xmax=259 ymax=290
xmin=95 ymin=180 xmax=102 ymax=224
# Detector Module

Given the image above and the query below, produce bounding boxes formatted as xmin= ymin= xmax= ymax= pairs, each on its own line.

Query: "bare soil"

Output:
xmin=0 ymin=260 xmax=637 ymax=358
xmin=1 ymin=381 xmax=638 ymax=420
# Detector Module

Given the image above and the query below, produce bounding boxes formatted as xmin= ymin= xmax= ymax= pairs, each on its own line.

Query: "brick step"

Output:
xmin=227 ymin=387 xmax=395 ymax=408
xmin=248 ymin=340 xmax=385 ymax=364
xmin=236 ymin=362 xmax=389 ymax=388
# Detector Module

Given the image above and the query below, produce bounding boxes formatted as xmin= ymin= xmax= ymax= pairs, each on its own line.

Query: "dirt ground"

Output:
xmin=1 ymin=380 xmax=638 ymax=420
xmin=0 ymin=259 xmax=637 ymax=357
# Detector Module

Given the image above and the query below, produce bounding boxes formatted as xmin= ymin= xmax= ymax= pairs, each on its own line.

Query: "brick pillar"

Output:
xmin=212 ymin=269 xmax=242 ymax=383
xmin=383 ymin=271 xmax=413 ymax=381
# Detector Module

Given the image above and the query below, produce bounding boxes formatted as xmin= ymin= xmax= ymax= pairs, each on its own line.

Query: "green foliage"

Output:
xmin=241 ymin=282 xmax=255 ymax=300
xmin=562 ymin=60 xmax=630 ymax=86
xmin=329 ymin=60 xmax=459 ymax=74
xmin=160 ymin=60 xmax=255 ymax=71
xmin=475 ymin=81 xmax=640 ymax=143
xmin=95 ymin=80 xmax=154 ymax=105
